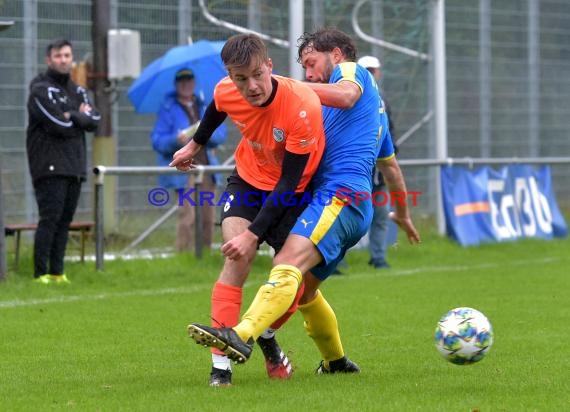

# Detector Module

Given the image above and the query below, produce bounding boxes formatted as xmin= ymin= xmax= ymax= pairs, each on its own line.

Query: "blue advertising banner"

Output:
xmin=441 ymin=165 xmax=568 ymax=246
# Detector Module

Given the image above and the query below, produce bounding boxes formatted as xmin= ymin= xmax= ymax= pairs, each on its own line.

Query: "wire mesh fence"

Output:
xmin=1 ymin=0 xmax=569 ymax=253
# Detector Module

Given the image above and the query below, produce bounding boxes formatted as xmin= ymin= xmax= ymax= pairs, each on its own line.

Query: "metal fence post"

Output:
xmin=0 ymin=20 xmax=15 ymax=280
xmin=194 ymin=167 xmax=203 ymax=259
xmin=94 ymin=166 xmax=105 ymax=271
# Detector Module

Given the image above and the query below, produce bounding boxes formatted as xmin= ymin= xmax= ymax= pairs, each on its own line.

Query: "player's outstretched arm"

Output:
xmin=170 ymin=101 xmax=227 ymax=171
xmin=170 ymin=139 xmax=203 ymax=171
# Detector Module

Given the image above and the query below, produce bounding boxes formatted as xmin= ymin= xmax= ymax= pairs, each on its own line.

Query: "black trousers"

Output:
xmin=33 ymin=176 xmax=82 ymax=277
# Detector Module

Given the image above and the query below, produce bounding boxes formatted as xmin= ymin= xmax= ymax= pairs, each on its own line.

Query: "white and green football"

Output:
xmin=434 ymin=307 xmax=493 ymax=365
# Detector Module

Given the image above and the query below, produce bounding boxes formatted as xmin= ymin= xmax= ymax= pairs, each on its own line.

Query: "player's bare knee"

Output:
xmin=219 ymin=259 xmax=252 ymax=285
xmin=272 ymin=252 xmax=297 ymax=267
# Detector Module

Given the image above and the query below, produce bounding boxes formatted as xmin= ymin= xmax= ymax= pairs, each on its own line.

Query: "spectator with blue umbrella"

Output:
xmin=128 ymin=40 xmax=227 ymax=114
xmin=151 ymin=68 xmax=227 ymax=252
xmin=129 ymin=40 xmax=228 ymax=252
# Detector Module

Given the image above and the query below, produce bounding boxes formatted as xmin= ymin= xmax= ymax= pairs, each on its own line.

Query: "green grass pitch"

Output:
xmin=1 ymin=232 xmax=569 ymax=411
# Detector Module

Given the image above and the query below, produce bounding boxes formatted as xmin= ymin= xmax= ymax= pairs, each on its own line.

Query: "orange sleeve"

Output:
xmin=283 ymin=83 xmax=323 ymax=156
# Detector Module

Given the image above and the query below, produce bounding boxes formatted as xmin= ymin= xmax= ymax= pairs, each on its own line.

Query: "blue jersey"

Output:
xmin=377 ymin=99 xmax=395 ymax=160
xmin=312 ymin=62 xmax=392 ymax=196
xmin=289 ymin=62 xmax=395 ymax=278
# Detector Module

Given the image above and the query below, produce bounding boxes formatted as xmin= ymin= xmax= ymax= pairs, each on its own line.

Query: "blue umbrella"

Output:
xmin=127 ymin=40 xmax=227 ymax=114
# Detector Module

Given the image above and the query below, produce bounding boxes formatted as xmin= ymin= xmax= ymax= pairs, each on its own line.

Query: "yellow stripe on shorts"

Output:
xmin=309 ymin=197 xmax=345 ymax=244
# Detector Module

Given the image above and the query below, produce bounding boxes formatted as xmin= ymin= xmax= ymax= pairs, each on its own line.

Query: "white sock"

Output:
xmin=260 ymin=328 xmax=276 ymax=340
xmin=212 ymin=353 xmax=231 ymax=371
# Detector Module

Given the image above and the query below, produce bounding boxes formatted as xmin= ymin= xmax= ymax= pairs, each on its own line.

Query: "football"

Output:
xmin=434 ymin=307 xmax=493 ymax=365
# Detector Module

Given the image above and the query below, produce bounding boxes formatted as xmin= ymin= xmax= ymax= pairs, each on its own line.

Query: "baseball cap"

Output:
xmin=357 ymin=56 xmax=381 ymax=69
xmin=175 ymin=68 xmax=195 ymax=81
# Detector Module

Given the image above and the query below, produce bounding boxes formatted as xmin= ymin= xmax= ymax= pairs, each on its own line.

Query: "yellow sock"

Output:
xmin=234 ymin=264 xmax=302 ymax=341
xmin=298 ymin=290 xmax=344 ymax=365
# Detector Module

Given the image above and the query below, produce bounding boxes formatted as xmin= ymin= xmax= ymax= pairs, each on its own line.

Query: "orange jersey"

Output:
xmin=214 ymin=75 xmax=325 ymax=192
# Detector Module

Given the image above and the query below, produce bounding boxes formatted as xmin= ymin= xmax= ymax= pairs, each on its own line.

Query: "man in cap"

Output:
xmin=151 ymin=68 xmax=227 ymax=252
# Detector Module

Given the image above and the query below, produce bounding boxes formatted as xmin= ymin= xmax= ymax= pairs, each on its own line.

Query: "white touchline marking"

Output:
xmin=0 ymin=285 xmax=210 ymax=309
xmin=353 ymin=256 xmax=564 ymax=278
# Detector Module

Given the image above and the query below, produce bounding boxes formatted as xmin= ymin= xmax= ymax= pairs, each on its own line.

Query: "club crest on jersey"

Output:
xmin=273 ymin=127 xmax=285 ymax=143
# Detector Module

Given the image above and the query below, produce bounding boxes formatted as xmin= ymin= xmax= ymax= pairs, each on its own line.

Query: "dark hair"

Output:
xmin=220 ymin=34 xmax=268 ymax=69
xmin=46 ymin=39 xmax=72 ymax=56
xmin=297 ymin=28 xmax=357 ymax=63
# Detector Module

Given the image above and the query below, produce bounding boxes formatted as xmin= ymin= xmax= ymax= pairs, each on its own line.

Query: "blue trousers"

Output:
xmin=368 ymin=183 xmax=389 ymax=264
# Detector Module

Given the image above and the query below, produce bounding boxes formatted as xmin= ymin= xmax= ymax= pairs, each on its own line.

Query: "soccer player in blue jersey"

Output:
xmin=188 ymin=28 xmax=420 ymax=374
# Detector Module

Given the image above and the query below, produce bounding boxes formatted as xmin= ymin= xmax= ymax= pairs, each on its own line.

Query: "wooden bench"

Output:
xmin=4 ymin=221 xmax=94 ymax=270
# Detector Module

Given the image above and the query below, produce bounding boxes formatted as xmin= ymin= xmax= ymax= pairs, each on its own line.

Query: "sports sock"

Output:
xmin=259 ymin=328 xmax=276 ymax=340
xmin=270 ymin=281 xmax=305 ymax=330
xmin=234 ymin=264 xmax=302 ymax=341
xmin=211 ymin=281 xmax=242 ymax=355
xmin=212 ymin=353 xmax=232 ymax=371
xmin=298 ymin=290 xmax=344 ymax=365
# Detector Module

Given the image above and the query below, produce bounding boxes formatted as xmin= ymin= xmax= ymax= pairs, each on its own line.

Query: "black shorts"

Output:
xmin=220 ymin=170 xmax=307 ymax=253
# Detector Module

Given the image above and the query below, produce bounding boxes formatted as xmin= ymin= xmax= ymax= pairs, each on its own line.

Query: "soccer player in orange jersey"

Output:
xmin=171 ymin=34 xmax=325 ymax=386
xmin=185 ymin=28 xmax=420 ymax=377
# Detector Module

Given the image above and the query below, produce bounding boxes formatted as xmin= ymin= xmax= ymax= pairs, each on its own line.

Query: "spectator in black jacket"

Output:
xmin=26 ymin=39 xmax=100 ymax=284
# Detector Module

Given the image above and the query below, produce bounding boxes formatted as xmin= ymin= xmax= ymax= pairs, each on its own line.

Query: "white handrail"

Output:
xmin=93 ymin=157 xmax=570 ymax=180
xmin=351 ymin=0 xmax=430 ymax=61
xmin=395 ymin=111 xmax=434 ymax=147
xmin=198 ymin=0 xmax=289 ymax=48
xmin=92 ymin=156 xmax=570 ymax=270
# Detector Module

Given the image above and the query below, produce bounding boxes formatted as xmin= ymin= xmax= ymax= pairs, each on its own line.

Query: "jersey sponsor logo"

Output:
xmin=273 ymin=127 xmax=285 ymax=143
xmin=298 ymin=137 xmax=315 ymax=147
xmin=248 ymin=140 xmax=263 ymax=150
